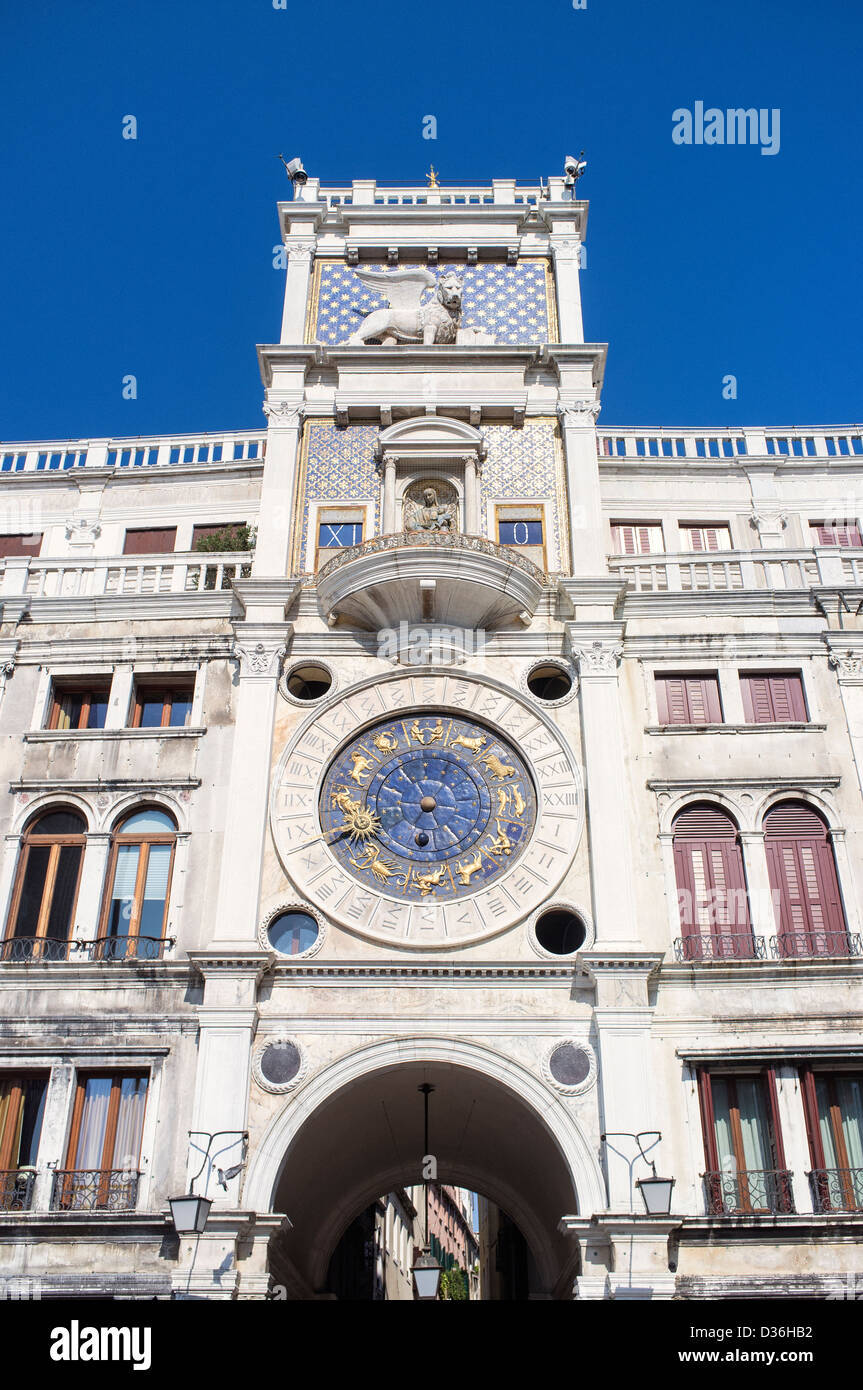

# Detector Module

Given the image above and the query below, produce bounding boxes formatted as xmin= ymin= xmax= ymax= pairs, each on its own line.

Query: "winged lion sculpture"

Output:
xmin=348 ymin=268 xmax=462 ymax=345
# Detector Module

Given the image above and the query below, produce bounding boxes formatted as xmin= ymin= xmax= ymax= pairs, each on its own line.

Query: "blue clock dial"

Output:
xmin=320 ymin=714 xmax=536 ymax=901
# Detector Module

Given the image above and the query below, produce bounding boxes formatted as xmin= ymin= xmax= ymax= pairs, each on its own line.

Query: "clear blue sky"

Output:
xmin=1 ymin=0 xmax=860 ymax=439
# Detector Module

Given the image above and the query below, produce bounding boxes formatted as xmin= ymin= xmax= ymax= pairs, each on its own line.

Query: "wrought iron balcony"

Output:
xmin=808 ymin=1168 xmax=863 ymax=1213
xmin=674 ymin=933 xmax=766 ymax=963
xmin=703 ymin=1169 xmax=795 ymax=1216
xmin=0 ymin=1169 xmax=36 ymax=1211
xmin=0 ymin=935 xmax=174 ymax=963
xmin=51 ymin=1169 xmax=139 ymax=1212
xmin=315 ymin=531 xmax=547 ymax=631
xmin=87 ymin=935 xmax=173 ymax=962
xmin=770 ymin=931 xmax=862 ymax=960
xmin=0 ymin=936 xmax=72 ymax=962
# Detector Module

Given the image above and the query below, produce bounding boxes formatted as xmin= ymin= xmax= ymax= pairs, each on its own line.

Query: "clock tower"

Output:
xmin=188 ymin=167 xmax=654 ymax=1300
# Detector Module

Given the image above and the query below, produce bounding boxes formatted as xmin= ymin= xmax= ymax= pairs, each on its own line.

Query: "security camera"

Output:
xmin=564 ymin=152 xmax=587 ymax=188
xmin=278 ymin=154 xmax=308 ymax=186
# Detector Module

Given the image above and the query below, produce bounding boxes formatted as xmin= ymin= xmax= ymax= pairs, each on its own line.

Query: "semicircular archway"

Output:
xmin=245 ymin=1038 xmax=604 ymax=1299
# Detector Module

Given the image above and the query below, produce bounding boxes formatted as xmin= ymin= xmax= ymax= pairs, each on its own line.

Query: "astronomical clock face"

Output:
xmin=271 ymin=672 xmax=583 ymax=949
xmin=319 ymin=715 xmax=537 ymax=901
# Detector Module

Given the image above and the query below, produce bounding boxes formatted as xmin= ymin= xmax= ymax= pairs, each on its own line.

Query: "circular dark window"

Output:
xmin=549 ymin=1043 xmax=591 ymax=1088
xmin=268 ymin=910 xmax=319 ymax=956
xmin=259 ymin=1041 xmax=301 ymax=1087
xmin=286 ymin=664 xmax=333 ymax=701
xmin=526 ymin=664 xmax=573 ymax=701
xmin=534 ymin=908 xmax=586 ymax=955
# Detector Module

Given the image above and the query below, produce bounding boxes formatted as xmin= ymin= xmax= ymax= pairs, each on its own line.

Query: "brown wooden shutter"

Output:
xmin=657 ymin=675 xmax=721 ymax=724
xmin=742 ymin=674 xmax=807 ymax=723
xmin=123 ymin=527 xmax=177 ymax=555
xmin=672 ymin=805 xmax=751 ymax=945
xmin=764 ymin=802 xmax=847 ymax=948
xmin=191 ymin=523 xmax=243 ymax=547
xmin=0 ymin=534 xmax=42 ymax=557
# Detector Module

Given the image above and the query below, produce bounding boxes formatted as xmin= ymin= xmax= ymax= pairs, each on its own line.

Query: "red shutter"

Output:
xmin=688 ymin=527 xmax=705 ymax=551
xmin=764 ymin=802 xmax=847 ymax=951
xmin=742 ymin=676 xmax=775 ymax=723
xmin=743 ymin=674 xmax=807 ymax=723
xmin=703 ymin=677 xmax=723 ymax=723
xmin=123 ymin=528 xmax=177 ymax=555
xmin=814 ymin=525 xmax=834 ymax=545
xmin=813 ymin=523 xmax=862 ymax=547
xmin=697 ymin=1070 xmax=721 ymax=1171
xmin=657 ymin=677 xmax=689 ymax=724
xmin=0 ymin=534 xmax=42 ymax=557
xmin=673 ymin=805 xmax=751 ymax=948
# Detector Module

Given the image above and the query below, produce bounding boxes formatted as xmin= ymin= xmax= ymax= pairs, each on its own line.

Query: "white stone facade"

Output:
xmin=0 ymin=173 xmax=862 ymax=1300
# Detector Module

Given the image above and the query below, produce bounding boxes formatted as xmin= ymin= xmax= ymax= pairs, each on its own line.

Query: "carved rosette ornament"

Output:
xmin=235 ymin=640 xmax=286 ymax=680
xmin=571 ymin=642 xmax=623 ymax=677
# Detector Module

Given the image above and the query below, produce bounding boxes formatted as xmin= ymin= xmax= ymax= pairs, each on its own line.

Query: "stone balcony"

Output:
xmin=608 ymin=546 xmax=863 ymax=594
xmin=314 ymin=531 xmax=547 ymax=630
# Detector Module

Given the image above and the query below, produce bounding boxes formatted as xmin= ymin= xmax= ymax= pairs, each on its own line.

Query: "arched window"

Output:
xmin=672 ymin=803 xmax=754 ymax=959
xmin=3 ymin=809 xmax=86 ymax=961
xmin=764 ymin=802 xmax=848 ymax=958
xmin=97 ymin=808 xmax=176 ymax=960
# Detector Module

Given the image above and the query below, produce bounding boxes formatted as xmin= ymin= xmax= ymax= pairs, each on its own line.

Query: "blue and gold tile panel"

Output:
xmin=309 ymin=261 xmax=554 ymax=346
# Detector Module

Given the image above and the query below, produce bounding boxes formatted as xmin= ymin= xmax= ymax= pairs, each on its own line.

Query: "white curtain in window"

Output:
xmin=73 ymin=1078 xmax=112 ymax=1169
xmin=112 ymin=1077 xmax=148 ymax=1173
xmin=108 ymin=845 xmax=139 ymax=936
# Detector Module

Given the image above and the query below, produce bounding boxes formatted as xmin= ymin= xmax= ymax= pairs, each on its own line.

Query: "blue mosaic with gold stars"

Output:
xmin=319 ymin=713 xmax=537 ymax=901
xmin=311 ymin=261 xmax=552 ymax=346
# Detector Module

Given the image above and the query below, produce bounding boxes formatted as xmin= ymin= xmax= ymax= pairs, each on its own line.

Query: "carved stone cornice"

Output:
xmin=571 ymin=640 xmax=623 ymax=676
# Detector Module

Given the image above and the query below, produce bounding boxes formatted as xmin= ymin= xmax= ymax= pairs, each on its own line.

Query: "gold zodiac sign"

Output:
xmin=414 ymin=863 xmax=447 ymax=896
xmin=487 ymin=820 xmax=513 ymax=857
xmin=410 ymin=718 xmax=444 ymax=747
xmin=482 ymin=751 xmax=517 ymax=780
xmin=496 ymin=783 xmax=526 ymax=818
xmin=349 ymin=842 xmax=407 ymax=886
xmin=451 ymin=731 xmax=487 ymax=754
xmin=371 ymin=730 xmax=399 ymax=754
xmin=329 ymin=786 xmax=382 ymax=844
xmin=348 ymin=749 xmax=376 ymax=785
xmin=455 ymin=850 xmax=483 ymax=885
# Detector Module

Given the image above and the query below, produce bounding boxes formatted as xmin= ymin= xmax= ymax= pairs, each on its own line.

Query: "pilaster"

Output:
xmin=557 ymin=402 xmax=604 ymax=573
xmin=579 ymin=952 xmax=664 ymax=1211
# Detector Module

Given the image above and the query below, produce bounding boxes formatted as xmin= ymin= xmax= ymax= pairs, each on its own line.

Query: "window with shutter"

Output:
xmin=123 ymin=527 xmax=178 ymax=556
xmin=672 ymin=804 xmax=752 ymax=958
xmin=680 ymin=524 xmax=732 ymax=552
xmin=656 ymin=674 xmax=722 ymax=725
xmin=764 ymin=802 xmax=848 ymax=956
xmin=741 ymin=673 xmax=807 ymax=723
xmin=611 ymin=522 xmax=663 ymax=556
xmin=0 ymin=533 xmax=42 ymax=557
xmin=811 ymin=522 xmax=863 ymax=547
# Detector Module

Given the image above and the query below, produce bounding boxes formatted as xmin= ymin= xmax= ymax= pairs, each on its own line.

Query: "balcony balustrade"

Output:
xmin=808 ymin=1168 xmax=863 ymax=1213
xmin=674 ymin=933 xmax=767 ymax=963
xmin=0 ymin=430 xmax=264 ymax=475
xmin=608 ymin=546 xmax=863 ymax=595
xmin=770 ymin=931 xmax=862 ymax=960
xmin=0 ymin=552 xmax=252 ymax=601
xmin=0 ymin=936 xmax=174 ymax=963
xmin=51 ymin=1169 xmax=139 ymax=1212
xmin=0 ymin=1169 xmax=36 ymax=1211
xmin=315 ymin=530 xmax=547 ymax=630
xmin=703 ymin=1169 xmax=795 ymax=1216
